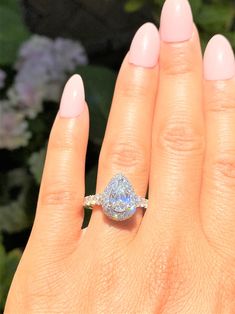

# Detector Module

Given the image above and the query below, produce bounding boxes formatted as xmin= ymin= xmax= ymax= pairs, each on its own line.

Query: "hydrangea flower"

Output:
xmin=1 ymin=35 xmax=88 ymax=150
xmin=8 ymin=35 xmax=88 ymax=118
xmin=0 ymin=69 xmax=6 ymax=89
xmin=0 ymin=101 xmax=31 ymax=150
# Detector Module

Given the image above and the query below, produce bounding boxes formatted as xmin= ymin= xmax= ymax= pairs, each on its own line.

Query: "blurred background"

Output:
xmin=0 ymin=0 xmax=235 ymax=310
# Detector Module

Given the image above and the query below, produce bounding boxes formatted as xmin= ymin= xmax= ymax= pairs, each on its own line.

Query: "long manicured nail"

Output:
xmin=160 ymin=0 xmax=193 ymax=43
xmin=59 ymin=74 xmax=85 ymax=118
xmin=129 ymin=22 xmax=160 ymax=68
xmin=204 ymin=35 xmax=235 ymax=81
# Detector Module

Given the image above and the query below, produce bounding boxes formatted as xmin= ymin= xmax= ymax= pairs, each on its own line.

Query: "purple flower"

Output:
xmin=9 ymin=35 xmax=88 ymax=118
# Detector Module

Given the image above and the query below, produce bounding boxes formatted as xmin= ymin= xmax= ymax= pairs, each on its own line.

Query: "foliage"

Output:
xmin=1 ymin=0 xmax=235 ymax=311
xmin=124 ymin=0 xmax=235 ymax=49
xmin=0 ymin=1 xmax=116 ymax=309
xmin=0 ymin=239 xmax=22 ymax=308
xmin=0 ymin=0 xmax=30 ymax=65
xmin=0 ymin=241 xmax=21 ymax=309
xmin=77 ymin=66 xmax=116 ymax=145
xmin=0 ymin=169 xmax=32 ymax=234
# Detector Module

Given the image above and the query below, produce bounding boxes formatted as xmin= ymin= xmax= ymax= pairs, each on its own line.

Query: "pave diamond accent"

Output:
xmin=84 ymin=173 xmax=148 ymax=221
xmin=84 ymin=194 xmax=102 ymax=207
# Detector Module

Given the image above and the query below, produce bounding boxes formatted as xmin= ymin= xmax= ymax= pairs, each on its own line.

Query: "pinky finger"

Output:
xmin=201 ymin=35 xmax=235 ymax=257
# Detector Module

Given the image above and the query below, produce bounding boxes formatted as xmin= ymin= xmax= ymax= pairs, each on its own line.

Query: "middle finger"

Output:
xmin=139 ymin=0 xmax=205 ymax=243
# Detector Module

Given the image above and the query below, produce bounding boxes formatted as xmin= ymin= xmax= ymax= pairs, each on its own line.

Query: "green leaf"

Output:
xmin=4 ymin=249 xmax=21 ymax=283
xmin=0 ymin=0 xmax=22 ymax=13
xmin=196 ymin=4 xmax=235 ymax=33
xmin=0 ymin=201 xmax=30 ymax=233
xmin=0 ymin=6 xmax=30 ymax=65
xmin=0 ymin=169 xmax=32 ymax=233
xmin=77 ymin=65 xmax=116 ymax=145
xmin=124 ymin=0 xmax=145 ymax=12
xmin=190 ymin=0 xmax=202 ymax=14
xmin=0 ymin=246 xmax=21 ymax=310
xmin=0 ymin=244 xmax=6 ymax=281
xmin=28 ymin=148 xmax=46 ymax=185
xmin=225 ymin=31 xmax=235 ymax=50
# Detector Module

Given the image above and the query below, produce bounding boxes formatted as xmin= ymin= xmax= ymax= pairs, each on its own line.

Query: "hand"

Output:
xmin=5 ymin=0 xmax=235 ymax=313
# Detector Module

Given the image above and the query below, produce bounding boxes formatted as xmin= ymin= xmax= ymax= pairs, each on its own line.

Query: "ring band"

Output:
xmin=84 ymin=173 xmax=148 ymax=221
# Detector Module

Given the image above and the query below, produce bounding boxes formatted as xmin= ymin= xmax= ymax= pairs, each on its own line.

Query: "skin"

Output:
xmin=4 ymin=26 xmax=235 ymax=313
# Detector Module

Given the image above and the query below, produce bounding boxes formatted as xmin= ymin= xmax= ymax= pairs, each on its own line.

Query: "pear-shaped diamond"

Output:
xmin=101 ymin=174 xmax=137 ymax=221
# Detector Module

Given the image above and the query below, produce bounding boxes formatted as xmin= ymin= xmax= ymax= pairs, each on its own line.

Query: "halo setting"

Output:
xmin=84 ymin=173 xmax=148 ymax=221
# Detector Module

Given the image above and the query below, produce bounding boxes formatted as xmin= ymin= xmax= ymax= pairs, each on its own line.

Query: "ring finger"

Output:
xmin=201 ymin=35 xmax=235 ymax=257
xmin=87 ymin=23 xmax=160 ymax=241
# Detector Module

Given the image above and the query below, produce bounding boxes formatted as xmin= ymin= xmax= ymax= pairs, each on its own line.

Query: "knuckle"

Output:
xmin=206 ymin=87 xmax=235 ymax=113
xmin=213 ymin=153 xmax=235 ymax=187
xmin=100 ymin=141 xmax=148 ymax=173
xmin=161 ymin=46 xmax=194 ymax=76
xmin=40 ymin=187 xmax=78 ymax=207
xmin=119 ymin=82 xmax=146 ymax=100
xmin=206 ymin=97 xmax=230 ymax=113
xmin=158 ymin=122 xmax=204 ymax=154
xmin=117 ymin=69 xmax=151 ymax=101
xmin=49 ymin=126 xmax=79 ymax=152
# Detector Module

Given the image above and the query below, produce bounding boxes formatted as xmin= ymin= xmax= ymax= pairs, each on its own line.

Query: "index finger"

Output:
xmin=30 ymin=75 xmax=89 ymax=252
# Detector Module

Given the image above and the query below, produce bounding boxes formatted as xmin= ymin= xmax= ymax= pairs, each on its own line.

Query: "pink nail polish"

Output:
xmin=128 ymin=22 xmax=160 ymax=68
xmin=204 ymin=35 xmax=235 ymax=81
xmin=59 ymin=74 xmax=85 ymax=118
xmin=160 ymin=0 xmax=193 ymax=43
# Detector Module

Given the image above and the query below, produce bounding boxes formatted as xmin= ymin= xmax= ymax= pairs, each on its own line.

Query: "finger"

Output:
xmin=29 ymin=75 xmax=89 ymax=254
xmin=139 ymin=0 xmax=205 ymax=241
xmin=87 ymin=23 xmax=160 ymax=240
xmin=201 ymin=35 xmax=235 ymax=257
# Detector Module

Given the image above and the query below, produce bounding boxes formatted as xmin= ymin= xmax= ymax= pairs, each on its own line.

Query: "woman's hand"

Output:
xmin=5 ymin=0 xmax=235 ymax=312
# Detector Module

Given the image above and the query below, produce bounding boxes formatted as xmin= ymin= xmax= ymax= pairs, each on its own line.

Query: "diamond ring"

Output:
xmin=84 ymin=173 xmax=148 ymax=221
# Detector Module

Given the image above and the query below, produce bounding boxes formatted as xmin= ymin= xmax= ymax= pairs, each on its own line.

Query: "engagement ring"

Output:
xmin=84 ymin=173 xmax=148 ymax=221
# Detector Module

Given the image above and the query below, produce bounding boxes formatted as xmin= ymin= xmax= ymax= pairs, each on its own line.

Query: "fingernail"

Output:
xmin=129 ymin=22 xmax=160 ymax=68
xmin=59 ymin=74 xmax=85 ymax=118
xmin=160 ymin=0 xmax=193 ymax=43
xmin=204 ymin=35 xmax=235 ymax=81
